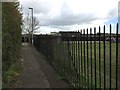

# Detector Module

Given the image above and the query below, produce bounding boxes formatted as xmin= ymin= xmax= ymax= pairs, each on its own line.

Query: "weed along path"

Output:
xmin=15 ymin=43 xmax=69 ymax=88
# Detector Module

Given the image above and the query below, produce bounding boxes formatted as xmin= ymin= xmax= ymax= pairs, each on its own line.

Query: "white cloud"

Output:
xmin=19 ymin=0 xmax=119 ymax=34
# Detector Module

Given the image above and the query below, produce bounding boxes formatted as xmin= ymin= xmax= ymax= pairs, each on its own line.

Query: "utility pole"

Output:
xmin=29 ymin=7 xmax=33 ymax=46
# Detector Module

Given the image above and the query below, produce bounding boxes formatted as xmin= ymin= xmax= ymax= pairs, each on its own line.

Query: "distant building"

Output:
xmin=106 ymin=37 xmax=116 ymax=42
xmin=59 ymin=31 xmax=81 ymax=37
xmin=59 ymin=31 xmax=120 ymax=42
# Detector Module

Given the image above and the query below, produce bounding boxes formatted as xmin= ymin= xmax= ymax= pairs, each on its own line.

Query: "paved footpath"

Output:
xmin=15 ymin=43 xmax=70 ymax=88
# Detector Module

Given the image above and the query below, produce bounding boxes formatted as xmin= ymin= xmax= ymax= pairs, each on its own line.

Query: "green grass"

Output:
xmin=52 ymin=41 xmax=120 ymax=88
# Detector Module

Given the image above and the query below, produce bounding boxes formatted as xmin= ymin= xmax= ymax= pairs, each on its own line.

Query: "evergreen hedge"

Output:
xmin=2 ymin=2 xmax=22 ymax=88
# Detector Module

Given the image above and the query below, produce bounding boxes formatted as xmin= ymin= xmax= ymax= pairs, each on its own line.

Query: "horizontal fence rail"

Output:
xmin=33 ymin=24 xmax=120 ymax=89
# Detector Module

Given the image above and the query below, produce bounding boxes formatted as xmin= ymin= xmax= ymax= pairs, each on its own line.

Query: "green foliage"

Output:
xmin=2 ymin=2 xmax=22 ymax=88
xmin=2 ymin=62 xmax=23 ymax=88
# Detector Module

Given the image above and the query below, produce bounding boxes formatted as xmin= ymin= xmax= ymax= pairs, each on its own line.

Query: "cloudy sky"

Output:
xmin=19 ymin=0 xmax=119 ymax=34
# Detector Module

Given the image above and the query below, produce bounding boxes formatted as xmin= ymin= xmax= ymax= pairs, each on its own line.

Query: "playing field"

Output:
xmin=53 ymin=41 xmax=120 ymax=88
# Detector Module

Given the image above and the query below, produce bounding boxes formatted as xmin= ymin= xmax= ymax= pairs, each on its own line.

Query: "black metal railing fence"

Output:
xmin=33 ymin=24 xmax=120 ymax=89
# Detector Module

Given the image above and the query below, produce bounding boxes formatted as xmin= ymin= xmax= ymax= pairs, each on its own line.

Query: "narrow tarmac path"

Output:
xmin=16 ymin=43 xmax=69 ymax=88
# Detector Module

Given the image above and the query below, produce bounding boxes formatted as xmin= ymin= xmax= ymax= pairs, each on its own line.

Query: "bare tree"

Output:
xmin=22 ymin=14 xmax=40 ymax=43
